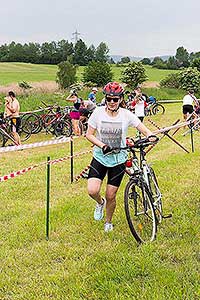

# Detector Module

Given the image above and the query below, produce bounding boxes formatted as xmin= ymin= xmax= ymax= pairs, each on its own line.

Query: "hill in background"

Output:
xmin=111 ymin=55 xmax=170 ymax=62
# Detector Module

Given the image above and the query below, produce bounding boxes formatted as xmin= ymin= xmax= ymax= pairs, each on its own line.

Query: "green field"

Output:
xmin=0 ymin=103 xmax=199 ymax=299
xmin=0 ymin=62 xmax=178 ymax=86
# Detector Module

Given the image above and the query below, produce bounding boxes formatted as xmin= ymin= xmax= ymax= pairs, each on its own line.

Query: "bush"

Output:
xmin=178 ymin=67 xmax=200 ymax=92
xmin=83 ymin=61 xmax=113 ymax=86
xmin=120 ymin=62 xmax=148 ymax=88
xmin=160 ymin=67 xmax=200 ymax=92
xmin=56 ymin=61 xmax=77 ymax=89
xmin=160 ymin=73 xmax=181 ymax=89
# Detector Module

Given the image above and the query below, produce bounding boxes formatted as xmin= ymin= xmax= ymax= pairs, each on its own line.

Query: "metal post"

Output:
xmin=70 ymin=137 xmax=73 ymax=183
xmin=46 ymin=156 xmax=50 ymax=240
xmin=190 ymin=120 xmax=194 ymax=153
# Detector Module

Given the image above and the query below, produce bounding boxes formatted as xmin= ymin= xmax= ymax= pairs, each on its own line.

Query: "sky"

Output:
xmin=0 ymin=0 xmax=199 ymax=58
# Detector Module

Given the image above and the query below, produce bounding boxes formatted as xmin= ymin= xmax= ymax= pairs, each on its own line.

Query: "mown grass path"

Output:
xmin=0 ymin=103 xmax=199 ymax=299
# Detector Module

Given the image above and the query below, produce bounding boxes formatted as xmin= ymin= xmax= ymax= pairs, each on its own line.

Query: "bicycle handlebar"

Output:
xmin=111 ymin=135 xmax=159 ymax=151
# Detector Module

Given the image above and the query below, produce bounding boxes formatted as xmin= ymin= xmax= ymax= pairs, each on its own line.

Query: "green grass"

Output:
xmin=144 ymin=65 xmax=179 ymax=82
xmin=0 ymin=62 xmax=178 ymax=86
xmin=0 ymin=103 xmax=199 ymax=299
xmin=0 ymin=62 xmax=57 ymax=85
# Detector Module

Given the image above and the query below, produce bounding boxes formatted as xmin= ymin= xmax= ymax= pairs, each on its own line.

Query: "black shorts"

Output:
xmin=88 ymin=158 xmax=125 ymax=187
xmin=183 ymin=105 xmax=193 ymax=114
xmin=10 ymin=117 xmax=21 ymax=133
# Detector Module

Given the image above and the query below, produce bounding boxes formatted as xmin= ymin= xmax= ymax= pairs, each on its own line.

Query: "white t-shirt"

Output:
xmin=183 ymin=94 xmax=196 ymax=106
xmin=134 ymin=100 xmax=146 ymax=117
xmin=88 ymin=107 xmax=141 ymax=167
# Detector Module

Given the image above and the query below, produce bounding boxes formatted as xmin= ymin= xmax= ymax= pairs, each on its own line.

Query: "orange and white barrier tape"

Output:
xmin=0 ymin=148 xmax=92 ymax=183
xmin=0 ymin=136 xmax=73 ymax=153
xmin=75 ymin=165 xmax=90 ymax=181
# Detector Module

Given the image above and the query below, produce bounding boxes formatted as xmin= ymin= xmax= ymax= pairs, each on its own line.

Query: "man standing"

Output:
xmin=5 ymin=91 xmax=21 ymax=145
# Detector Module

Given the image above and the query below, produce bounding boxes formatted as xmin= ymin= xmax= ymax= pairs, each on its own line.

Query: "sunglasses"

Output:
xmin=106 ymin=97 xmax=120 ymax=103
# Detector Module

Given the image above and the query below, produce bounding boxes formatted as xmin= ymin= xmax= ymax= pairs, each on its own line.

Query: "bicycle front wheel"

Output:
xmin=124 ymin=179 xmax=157 ymax=243
xmin=148 ymin=167 xmax=163 ymax=223
xmin=152 ymin=104 xmax=165 ymax=115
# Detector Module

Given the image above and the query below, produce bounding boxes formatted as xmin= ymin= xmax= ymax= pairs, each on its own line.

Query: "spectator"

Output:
xmin=88 ymin=87 xmax=98 ymax=103
xmin=66 ymin=90 xmax=81 ymax=135
xmin=4 ymin=91 xmax=21 ymax=145
xmin=182 ymin=90 xmax=198 ymax=121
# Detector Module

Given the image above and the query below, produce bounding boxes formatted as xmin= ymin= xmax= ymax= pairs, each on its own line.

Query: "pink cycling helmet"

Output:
xmin=103 ymin=82 xmax=124 ymax=97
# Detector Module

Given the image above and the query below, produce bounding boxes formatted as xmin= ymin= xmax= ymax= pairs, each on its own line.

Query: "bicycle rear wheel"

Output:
xmin=54 ymin=120 xmax=72 ymax=137
xmin=152 ymin=104 xmax=165 ymax=115
xmin=124 ymin=178 xmax=157 ymax=243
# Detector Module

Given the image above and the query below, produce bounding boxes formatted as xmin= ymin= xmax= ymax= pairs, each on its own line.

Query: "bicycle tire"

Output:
xmin=18 ymin=123 xmax=31 ymax=142
xmin=54 ymin=120 xmax=72 ymax=137
xmin=152 ymin=104 xmax=165 ymax=115
xmin=148 ymin=167 xmax=163 ymax=223
xmin=22 ymin=113 xmax=42 ymax=134
xmin=124 ymin=178 xmax=157 ymax=243
xmin=0 ymin=131 xmax=6 ymax=147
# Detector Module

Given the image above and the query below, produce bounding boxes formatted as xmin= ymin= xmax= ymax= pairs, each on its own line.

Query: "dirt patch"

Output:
xmin=0 ymin=81 xmax=59 ymax=95
xmin=142 ymin=81 xmax=160 ymax=88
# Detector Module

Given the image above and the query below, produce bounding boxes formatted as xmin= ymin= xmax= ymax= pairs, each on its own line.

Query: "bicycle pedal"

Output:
xmin=162 ymin=213 xmax=172 ymax=219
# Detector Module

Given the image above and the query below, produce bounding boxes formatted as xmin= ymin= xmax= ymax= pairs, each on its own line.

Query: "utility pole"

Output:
xmin=72 ymin=30 xmax=81 ymax=44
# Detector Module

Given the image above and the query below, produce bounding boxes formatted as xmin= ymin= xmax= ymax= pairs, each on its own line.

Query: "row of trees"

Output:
xmin=0 ymin=40 xmax=109 ymax=65
xmin=141 ymin=46 xmax=200 ymax=70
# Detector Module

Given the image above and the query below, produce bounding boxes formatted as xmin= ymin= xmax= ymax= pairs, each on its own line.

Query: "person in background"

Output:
xmin=66 ymin=90 xmax=81 ymax=136
xmin=129 ymin=87 xmax=148 ymax=122
xmin=182 ymin=89 xmax=200 ymax=121
xmin=4 ymin=91 xmax=21 ymax=145
xmin=88 ymin=87 xmax=98 ymax=103
xmin=86 ymin=82 xmax=156 ymax=233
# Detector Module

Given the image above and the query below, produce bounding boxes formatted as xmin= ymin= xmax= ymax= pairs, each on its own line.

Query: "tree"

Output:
xmin=175 ymin=46 xmax=189 ymax=68
xmin=56 ymin=61 xmax=77 ymax=89
xmin=140 ymin=58 xmax=151 ymax=65
xmin=73 ymin=39 xmax=88 ymax=66
xmin=95 ymin=42 xmax=109 ymax=63
xmin=83 ymin=61 xmax=113 ymax=86
xmin=166 ymin=56 xmax=179 ymax=70
xmin=86 ymin=45 xmax=96 ymax=63
xmin=57 ymin=40 xmax=74 ymax=63
xmin=0 ymin=44 xmax=9 ymax=61
xmin=120 ymin=62 xmax=148 ymax=88
xmin=23 ymin=43 xmax=41 ymax=63
xmin=120 ymin=56 xmax=130 ymax=64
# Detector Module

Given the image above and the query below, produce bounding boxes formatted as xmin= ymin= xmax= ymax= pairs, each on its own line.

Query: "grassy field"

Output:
xmin=0 ymin=103 xmax=199 ymax=299
xmin=0 ymin=62 xmax=178 ymax=86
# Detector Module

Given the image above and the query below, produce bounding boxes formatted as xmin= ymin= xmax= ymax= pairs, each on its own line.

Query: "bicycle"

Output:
xmin=21 ymin=104 xmax=72 ymax=137
xmin=124 ymin=136 xmax=173 ymax=243
xmin=111 ymin=136 xmax=171 ymax=243
xmin=145 ymin=101 xmax=165 ymax=116
xmin=0 ymin=114 xmax=31 ymax=147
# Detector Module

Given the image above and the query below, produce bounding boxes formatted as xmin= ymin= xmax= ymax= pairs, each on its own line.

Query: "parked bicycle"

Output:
xmin=0 ymin=113 xmax=31 ymax=147
xmin=21 ymin=103 xmax=72 ymax=137
xmin=145 ymin=99 xmax=165 ymax=116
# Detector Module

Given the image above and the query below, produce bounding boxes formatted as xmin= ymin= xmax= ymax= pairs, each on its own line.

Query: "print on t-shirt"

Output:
xmin=100 ymin=121 xmax=122 ymax=151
